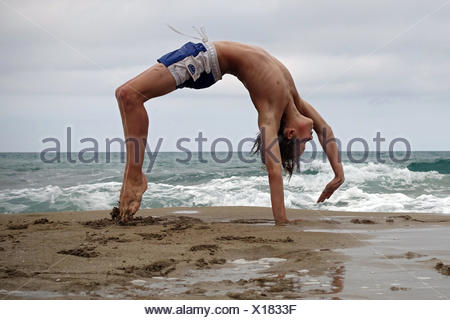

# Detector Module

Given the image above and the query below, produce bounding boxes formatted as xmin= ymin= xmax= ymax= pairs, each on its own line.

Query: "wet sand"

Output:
xmin=1 ymin=206 xmax=450 ymax=299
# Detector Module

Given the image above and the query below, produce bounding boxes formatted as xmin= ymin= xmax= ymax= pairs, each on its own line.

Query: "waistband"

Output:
xmin=203 ymin=41 xmax=222 ymax=82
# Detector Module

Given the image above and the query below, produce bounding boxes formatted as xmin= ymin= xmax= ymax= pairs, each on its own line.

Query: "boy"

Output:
xmin=115 ymin=34 xmax=344 ymax=225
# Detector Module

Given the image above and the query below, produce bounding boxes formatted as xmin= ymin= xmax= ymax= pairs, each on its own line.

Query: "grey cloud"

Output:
xmin=1 ymin=0 xmax=449 ymax=151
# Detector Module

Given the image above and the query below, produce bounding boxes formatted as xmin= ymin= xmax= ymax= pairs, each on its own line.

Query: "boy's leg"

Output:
xmin=115 ymin=63 xmax=176 ymax=222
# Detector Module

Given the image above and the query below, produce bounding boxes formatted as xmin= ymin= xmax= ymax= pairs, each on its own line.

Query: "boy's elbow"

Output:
xmin=267 ymin=165 xmax=282 ymax=179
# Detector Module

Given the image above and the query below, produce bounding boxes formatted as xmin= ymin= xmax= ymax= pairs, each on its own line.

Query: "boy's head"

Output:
xmin=251 ymin=113 xmax=313 ymax=178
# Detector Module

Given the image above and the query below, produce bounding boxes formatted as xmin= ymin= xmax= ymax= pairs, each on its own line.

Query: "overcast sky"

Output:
xmin=1 ymin=0 xmax=449 ymax=152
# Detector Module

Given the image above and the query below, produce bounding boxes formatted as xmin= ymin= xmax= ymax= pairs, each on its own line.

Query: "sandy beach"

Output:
xmin=1 ymin=206 xmax=450 ymax=300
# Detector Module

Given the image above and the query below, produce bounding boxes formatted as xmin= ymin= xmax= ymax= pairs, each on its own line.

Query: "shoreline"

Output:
xmin=1 ymin=207 xmax=450 ymax=299
xmin=3 ymin=205 xmax=450 ymax=220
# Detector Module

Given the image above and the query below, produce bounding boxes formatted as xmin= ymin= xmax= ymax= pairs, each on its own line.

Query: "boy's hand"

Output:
xmin=317 ymin=176 xmax=345 ymax=203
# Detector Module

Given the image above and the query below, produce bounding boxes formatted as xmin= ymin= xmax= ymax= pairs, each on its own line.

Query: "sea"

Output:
xmin=0 ymin=151 xmax=449 ymax=214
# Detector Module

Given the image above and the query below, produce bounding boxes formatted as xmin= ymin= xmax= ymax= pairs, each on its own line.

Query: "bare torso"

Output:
xmin=214 ymin=40 xmax=299 ymax=123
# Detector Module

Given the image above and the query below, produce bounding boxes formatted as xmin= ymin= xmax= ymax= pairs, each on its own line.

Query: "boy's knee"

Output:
xmin=115 ymin=85 xmax=142 ymax=105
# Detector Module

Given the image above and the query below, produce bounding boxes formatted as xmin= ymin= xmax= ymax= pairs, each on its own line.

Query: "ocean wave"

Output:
xmin=407 ymin=159 xmax=450 ymax=174
xmin=1 ymin=158 xmax=449 ymax=214
xmin=142 ymin=174 xmax=450 ymax=213
xmin=0 ymin=182 xmax=121 ymax=213
xmin=314 ymin=186 xmax=450 ymax=213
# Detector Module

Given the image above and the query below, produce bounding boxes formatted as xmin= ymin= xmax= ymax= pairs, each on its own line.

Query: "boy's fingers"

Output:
xmin=317 ymin=177 xmax=343 ymax=203
xmin=317 ymin=186 xmax=335 ymax=202
xmin=317 ymin=191 xmax=327 ymax=203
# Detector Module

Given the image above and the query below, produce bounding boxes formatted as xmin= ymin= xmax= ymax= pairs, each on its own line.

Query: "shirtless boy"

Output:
xmin=115 ymin=34 xmax=345 ymax=225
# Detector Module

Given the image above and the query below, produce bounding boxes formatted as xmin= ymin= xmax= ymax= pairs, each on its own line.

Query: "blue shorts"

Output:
xmin=157 ymin=41 xmax=222 ymax=89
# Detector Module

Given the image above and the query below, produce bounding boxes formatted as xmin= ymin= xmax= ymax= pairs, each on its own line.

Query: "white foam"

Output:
xmin=231 ymin=259 xmax=256 ymax=265
xmin=131 ymin=280 xmax=147 ymax=286
xmin=172 ymin=210 xmax=199 ymax=214
xmin=0 ymin=182 xmax=121 ymax=213
xmin=298 ymin=269 xmax=309 ymax=274
xmin=258 ymin=257 xmax=287 ymax=264
xmin=304 ymin=281 xmax=321 ymax=285
xmin=231 ymin=257 xmax=286 ymax=265
xmin=144 ymin=162 xmax=450 ymax=213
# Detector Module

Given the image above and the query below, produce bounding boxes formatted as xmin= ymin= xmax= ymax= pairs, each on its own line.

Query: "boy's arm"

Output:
xmin=294 ymin=96 xmax=345 ymax=202
xmin=258 ymin=114 xmax=288 ymax=224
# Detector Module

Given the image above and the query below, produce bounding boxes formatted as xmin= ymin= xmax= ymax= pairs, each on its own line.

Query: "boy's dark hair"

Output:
xmin=251 ymin=113 xmax=298 ymax=179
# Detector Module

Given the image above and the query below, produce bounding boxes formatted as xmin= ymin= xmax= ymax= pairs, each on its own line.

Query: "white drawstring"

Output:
xmin=165 ymin=24 xmax=219 ymax=80
xmin=166 ymin=24 xmax=209 ymax=43
xmin=192 ymin=25 xmax=209 ymax=42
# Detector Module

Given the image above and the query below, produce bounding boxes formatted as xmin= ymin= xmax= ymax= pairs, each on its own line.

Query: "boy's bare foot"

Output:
xmin=275 ymin=219 xmax=303 ymax=226
xmin=275 ymin=219 xmax=290 ymax=226
xmin=119 ymin=172 xmax=148 ymax=223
